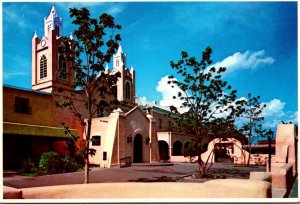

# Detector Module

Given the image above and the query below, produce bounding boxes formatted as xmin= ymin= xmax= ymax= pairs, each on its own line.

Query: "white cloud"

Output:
xmin=59 ymin=2 xmax=124 ymax=16
xmin=262 ymin=99 xmax=285 ymax=118
xmin=156 ymin=75 xmax=297 ymax=129
xmin=236 ymin=98 xmax=297 ymax=129
xmin=262 ymin=99 xmax=297 ymax=128
xmin=107 ymin=4 xmax=124 ymax=15
xmin=3 ymin=72 xmax=28 ymax=79
xmin=156 ymin=75 xmax=187 ymax=113
xmin=211 ymin=50 xmax=275 ymax=74
xmin=59 ymin=2 xmax=105 ymax=11
xmin=3 ymin=7 xmax=27 ymax=29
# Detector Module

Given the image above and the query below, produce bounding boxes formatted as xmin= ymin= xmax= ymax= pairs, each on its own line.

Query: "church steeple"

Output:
xmin=32 ymin=4 xmax=73 ymax=93
xmin=113 ymin=45 xmax=126 ymax=70
xmin=44 ymin=3 xmax=63 ymax=37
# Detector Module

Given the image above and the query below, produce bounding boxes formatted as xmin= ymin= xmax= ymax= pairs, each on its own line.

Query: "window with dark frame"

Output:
xmin=40 ymin=55 xmax=47 ymax=79
xmin=55 ymin=25 xmax=60 ymax=36
xmin=15 ymin=97 xmax=31 ymax=114
xmin=92 ymin=135 xmax=101 ymax=146
xmin=103 ymin=152 xmax=107 ymax=161
xmin=125 ymin=82 xmax=131 ymax=99
xmin=158 ymin=119 xmax=162 ymax=129
xmin=112 ymin=85 xmax=117 ymax=98
xmin=58 ymin=53 xmax=67 ymax=80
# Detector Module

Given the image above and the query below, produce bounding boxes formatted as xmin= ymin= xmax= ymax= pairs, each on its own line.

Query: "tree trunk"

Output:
xmin=247 ymin=143 xmax=252 ymax=167
xmin=198 ymin=157 xmax=206 ymax=178
xmin=84 ymin=119 xmax=92 ymax=184
xmin=197 ymin=143 xmax=206 ymax=178
xmin=84 ymin=157 xmax=89 ymax=184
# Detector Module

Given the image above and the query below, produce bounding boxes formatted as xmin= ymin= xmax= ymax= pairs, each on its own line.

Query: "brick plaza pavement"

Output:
xmin=3 ymin=162 xmax=265 ymax=189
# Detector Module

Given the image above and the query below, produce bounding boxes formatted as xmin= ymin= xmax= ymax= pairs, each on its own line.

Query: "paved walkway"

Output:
xmin=3 ymin=163 xmax=265 ymax=189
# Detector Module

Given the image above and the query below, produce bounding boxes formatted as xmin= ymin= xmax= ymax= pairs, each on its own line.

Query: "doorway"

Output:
xmin=133 ymin=134 xmax=143 ymax=163
xmin=158 ymin=140 xmax=169 ymax=161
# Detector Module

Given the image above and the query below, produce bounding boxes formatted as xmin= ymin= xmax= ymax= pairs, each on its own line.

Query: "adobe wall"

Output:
xmin=273 ymin=124 xmax=297 ymax=174
xmin=3 ymin=87 xmax=53 ymax=126
xmin=16 ymin=179 xmax=271 ymax=199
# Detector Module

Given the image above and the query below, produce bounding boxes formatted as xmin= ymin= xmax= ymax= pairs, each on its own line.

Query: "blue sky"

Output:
xmin=2 ymin=1 xmax=298 ymax=131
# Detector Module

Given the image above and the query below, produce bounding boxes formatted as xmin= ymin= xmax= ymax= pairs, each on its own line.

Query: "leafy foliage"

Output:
xmin=184 ymin=142 xmax=198 ymax=163
xmin=169 ymin=47 xmax=243 ymax=177
xmin=37 ymin=151 xmax=83 ymax=175
xmin=54 ymin=8 xmax=122 ymax=183
xmin=238 ymin=93 xmax=267 ymax=165
xmin=61 ymin=155 xmax=83 ymax=173
xmin=38 ymin=151 xmax=62 ymax=175
xmin=20 ymin=158 xmax=36 ymax=174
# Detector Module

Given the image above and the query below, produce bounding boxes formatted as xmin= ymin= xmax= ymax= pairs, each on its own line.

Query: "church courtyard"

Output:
xmin=4 ymin=162 xmax=265 ymax=188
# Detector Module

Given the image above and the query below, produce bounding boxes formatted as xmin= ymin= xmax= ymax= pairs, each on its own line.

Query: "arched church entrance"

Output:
xmin=158 ymin=140 xmax=169 ymax=161
xmin=133 ymin=134 xmax=143 ymax=163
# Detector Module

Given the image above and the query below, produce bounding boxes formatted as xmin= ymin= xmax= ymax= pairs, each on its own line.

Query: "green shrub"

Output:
xmin=38 ymin=151 xmax=84 ymax=175
xmin=20 ymin=158 xmax=36 ymax=174
xmin=38 ymin=151 xmax=61 ymax=175
xmin=61 ymin=155 xmax=83 ymax=172
xmin=74 ymin=152 xmax=85 ymax=166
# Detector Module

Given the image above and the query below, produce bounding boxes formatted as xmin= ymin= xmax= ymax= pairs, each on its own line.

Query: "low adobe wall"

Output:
xmin=4 ymin=179 xmax=271 ymax=199
xmin=271 ymin=162 xmax=294 ymax=190
xmin=3 ymin=186 xmax=22 ymax=199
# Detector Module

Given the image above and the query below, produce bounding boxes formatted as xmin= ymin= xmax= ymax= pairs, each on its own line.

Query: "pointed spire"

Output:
xmin=69 ymin=32 xmax=73 ymax=40
xmin=116 ymin=44 xmax=123 ymax=55
xmin=33 ymin=30 xmax=38 ymax=38
xmin=130 ymin=65 xmax=134 ymax=72
xmin=49 ymin=3 xmax=57 ymax=17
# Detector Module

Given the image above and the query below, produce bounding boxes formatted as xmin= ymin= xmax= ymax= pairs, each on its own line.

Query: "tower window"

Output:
xmin=116 ymin=59 xmax=119 ymax=67
xmin=55 ymin=25 xmax=60 ymax=36
xmin=112 ymin=85 xmax=117 ymax=98
xmin=58 ymin=54 xmax=67 ymax=80
xmin=125 ymin=82 xmax=131 ymax=99
xmin=15 ymin=97 xmax=31 ymax=114
xmin=158 ymin=119 xmax=162 ymax=129
xmin=40 ymin=55 xmax=47 ymax=79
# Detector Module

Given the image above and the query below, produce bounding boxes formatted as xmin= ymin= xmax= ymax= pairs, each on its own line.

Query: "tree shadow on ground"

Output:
xmin=205 ymin=168 xmax=250 ymax=179
xmin=128 ymin=176 xmax=178 ymax=182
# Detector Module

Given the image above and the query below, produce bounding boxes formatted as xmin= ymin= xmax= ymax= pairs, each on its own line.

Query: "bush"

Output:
xmin=37 ymin=151 xmax=84 ymax=175
xmin=74 ymin=152 xmax=85 ymax=166
xmin=61 ymin=155 xmax=83 ymax=172
xmin=38 ymin=151 xmax=61 ymax=175
xmin=20 ymin=158 xmax=36 ymax=174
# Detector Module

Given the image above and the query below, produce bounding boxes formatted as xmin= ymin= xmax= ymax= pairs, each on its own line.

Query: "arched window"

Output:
xmin=112 ymin=86 xmax=117 ymax=98
xmin=173 ymin=141 xmax=183 ymax=156
xmin=40 ymin=55 xmax=47 ymax=79
xmin=125 ymin=82 xmax=131 ymax=99
xmin=116 ymin=59 xmax=119 ymax=67
xmin=58 ymin=53 xmax=67 ymax=80
xmin=55 ymin=25 xmax=60 ymax=36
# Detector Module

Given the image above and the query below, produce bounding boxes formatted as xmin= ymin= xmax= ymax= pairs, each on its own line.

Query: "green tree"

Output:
xmin=168 ymin=47 xmax=242 ymax=177
xmin=238 ymin=93 xmax=266 ymax=166
xmin=55 ymin=8 xmax=121 ymax=183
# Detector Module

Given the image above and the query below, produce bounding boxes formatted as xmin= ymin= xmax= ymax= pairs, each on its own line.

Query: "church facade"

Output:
xmin=3 ymin=4 xmax=205 ymax=169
